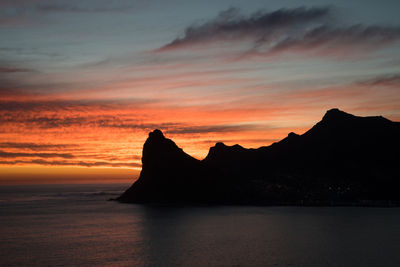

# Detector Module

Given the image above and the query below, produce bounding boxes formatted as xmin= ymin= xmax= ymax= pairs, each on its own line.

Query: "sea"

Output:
xmin=0 ymin=184 xmax=399 ymax=267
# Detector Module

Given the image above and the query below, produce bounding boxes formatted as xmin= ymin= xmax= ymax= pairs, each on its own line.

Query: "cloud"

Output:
xmin=1 ymin=1 xmax=136 ymax=13
xmin=0 ymin=142 xmax=77 ymax=151
xmin=0 ymin=150 xmax=74 ymax=159
xmin=25 ymin=116 xmax=88 ymax=129
xmin=0 ymin=67 xmax=33 ymax=73
xmin=0 ymin=112 xmax=164 ymax=130
xmin=0 ymin=101 xmax=272 ymax=136
xmin=165 ymin=123 xmax=269 ymax=134
xmin=0 ymin=113 xmax=90 ymax=129
xmin=265 ymin=25 xmax=400 ymax=58
xmin=0 ymin=159 xmax=141 ymax=168
xmin=356 ymin=73 xmax=400 ymax=87
xmin=100 ymin=122 xmax=182 ymax=132
xmin=158 ymin=7 xmax=330 ymax=51
xmin=156 ymin=6 xmax=400 ymax=59
xmin=0 ymin=98 xmax=166 ymax=130
xmin=0 ymin=108 xmax=270 ymax=134
xmin=0 ymin=98 xmax=155 ymax=111
xmin=0 ymin=16 xmax=33 ymax=28
xmin=36 ymin=4 xmax=133 ymax=13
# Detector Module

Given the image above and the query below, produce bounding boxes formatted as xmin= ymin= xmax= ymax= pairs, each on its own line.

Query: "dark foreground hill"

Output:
xmin=117 ymin=109 xmax=400 ymax=206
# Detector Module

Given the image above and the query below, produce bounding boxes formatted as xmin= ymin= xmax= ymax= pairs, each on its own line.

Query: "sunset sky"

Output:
xmin=1 ymin=0 xmax=400 ymax=184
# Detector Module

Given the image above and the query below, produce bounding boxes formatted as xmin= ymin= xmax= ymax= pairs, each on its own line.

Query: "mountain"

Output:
xmin=117 ymin=129 xmax=228 ymax=203
xmin=117 ymin=109 xmax=400 ymax=205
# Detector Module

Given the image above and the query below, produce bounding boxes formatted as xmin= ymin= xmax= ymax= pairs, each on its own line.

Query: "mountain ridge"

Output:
xmin=117 ymin=108 xmax=400 ymax=205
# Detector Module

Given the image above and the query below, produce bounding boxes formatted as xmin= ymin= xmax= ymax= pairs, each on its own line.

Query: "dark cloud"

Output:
xmin=158 ymin=7 xmax=331 ymax=51
xmin=0 ymin=150 xmax=74 ymax=159
xmin=0 ymin=106 xmax=269 ymax=135
xmin=157 ymin=6 xmax=400 ymax=59
xmin=0 ymin=78 xmax=83 ymax=95
xmin=0 ymin=114 xmax=89 ymax=129
xmin=0 ymin=16 xmax=31 ymax=27
xmin=0 ymin=0 xmax=136 ymax=13
xmin=81 ymin=120 xmax=268 ymax=135
xmin=266 ymin=25 xmax=400 ymax=57
xmin=0 ymin=159 xmax=141 ymax=168
xmin=0 ymin=142 xmax=77 ymax=151
xmin=0 ymin=98 xmax=155 ymax=112
xmin=0 ymin=113 xmax=168 ymax=130
xmin=165 ymin=123 xmax=268 ymax=134
xmin=26 ymin=116 xmax=88 ymax=129
xmin=357 ymin=73 xmax=400 ymax=87
xmin=0 ymin=106 xmax=179 ymax=130
xmin=0 ymin=101 xmax=75 ymax=112
xmin=0 ymin=67 xmax=33 ymax=73
xmin=37 ymin=4 xmax=134 ymax=13
xmin=99 ymin=121 xmax=182 ymax=131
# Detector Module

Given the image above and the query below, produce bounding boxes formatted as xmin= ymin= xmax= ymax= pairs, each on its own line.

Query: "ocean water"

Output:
xmin=0 ymin=184 xmax=399 ymax=267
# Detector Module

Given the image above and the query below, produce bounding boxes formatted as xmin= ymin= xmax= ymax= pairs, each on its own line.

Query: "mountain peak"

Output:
xmin=215 ymin=142 xmax=227 ymax=148
xmin=203 ymin=142 xmax=246 ymax=164
xmin=322 ymin=108 xmax=354 ymax=120
xmin=148 ymin=129 xmax=165 ymax=139
xmin=327 ymin=108 xmax=341 ymax=113
xmin=142 ymin=129 xmax=180 ymax=162
xmin=212 ymin=142 xmax=244 ymax=151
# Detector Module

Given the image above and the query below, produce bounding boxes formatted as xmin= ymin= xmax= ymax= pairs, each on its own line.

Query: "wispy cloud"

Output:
xmin=158 ymin=7 xmax=331 ymax=51
xmin=356 ymin=73 xmax=400 ymax=87
xmin=264 ymin=25 xmax=400 ymax=58
xmin=0 ymin=99 xmax=153 ymax=112
xmin=165 ymin=123 xmax=269 ymax=134
xmin=0 ymin=16 xmax=33 ymax=28
xmin=0 ymin=67 xmax=34 ymax=73
xmin=156 ymin=6 xmax=400 ymax=59
xmin=0 ymin=150 xmax=74 ymax=159
xmin=0 ymin=159 xmax=141 ymax=168
xmin=36 ymin=4 xmax=133 ymax=13
xmin=1 ymin=0 xmax=136 ymax=14
xmin=0 ymin=112 xmax=165 ymax=130
xmin=0 ymin=109 xmax=269 ymax=135
xmin=0 ymin=142 xmax=77 ymax=151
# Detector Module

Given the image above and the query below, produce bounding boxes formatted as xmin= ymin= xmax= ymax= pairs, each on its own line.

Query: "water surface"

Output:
xmin=0 ymin=184 xmax=399 ymax=266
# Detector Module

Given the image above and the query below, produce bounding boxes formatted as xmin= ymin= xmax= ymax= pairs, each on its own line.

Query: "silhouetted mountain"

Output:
xmin=118 ymin=109 xmax=400 ymax=205
xmin=118 ymin=129 xmax=229 ymax=203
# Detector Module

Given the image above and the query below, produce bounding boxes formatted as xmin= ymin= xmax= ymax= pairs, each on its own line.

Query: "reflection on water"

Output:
xmin=0 ymin=184 xmax=400 ymax=266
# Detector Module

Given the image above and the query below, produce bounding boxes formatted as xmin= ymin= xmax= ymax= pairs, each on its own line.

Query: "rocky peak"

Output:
xmin=215 ymin=142 xmax=227 ymax=148
xmin=141 ymin=129 xmax=199 ymax=168
xmin=203 ymin=142 xmax=246 ymax=164
xmin=148 ymin=129 xmax=165 ymax=140
xmin=287 ymin=132 xmax=299 ymax=138
xmin=321 ymin=108 xmax=355 ymax=123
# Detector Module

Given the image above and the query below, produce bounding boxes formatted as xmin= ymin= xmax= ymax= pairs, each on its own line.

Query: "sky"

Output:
xmin=1 ymin=0 xmax=400 ymax=184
